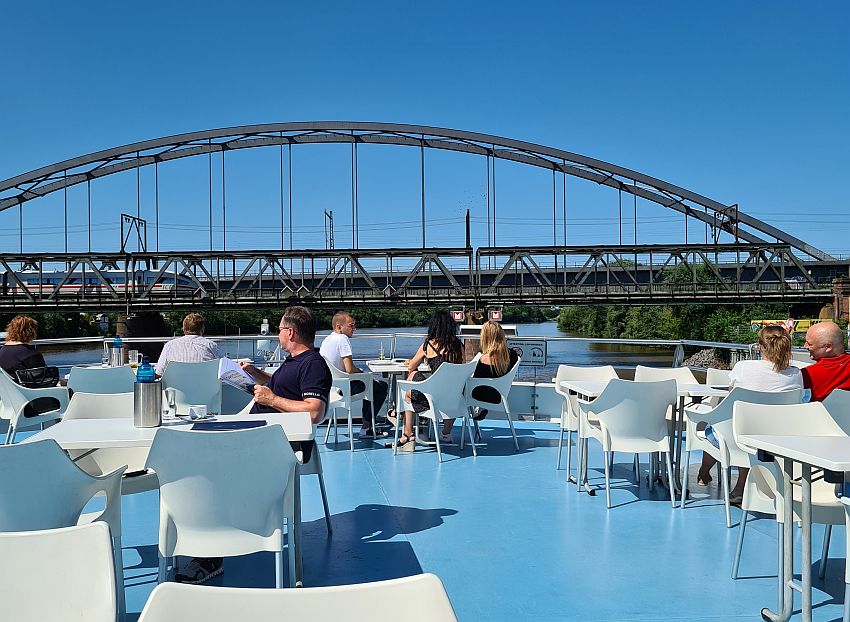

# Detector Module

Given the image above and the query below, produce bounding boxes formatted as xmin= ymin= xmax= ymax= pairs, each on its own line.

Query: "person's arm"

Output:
xmin=341 ymin=355 xmax=361 ymax=374
xmin=252 ymin=387 xmax=326 ymax=423
xmin=239 ymin=360 xmax=273 ymax=384
xmin=406 ymin=345 xmax=427 ymax=381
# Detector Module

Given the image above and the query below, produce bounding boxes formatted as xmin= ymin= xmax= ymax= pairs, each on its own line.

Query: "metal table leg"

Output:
xmin=294 ymin=465 xmax=304 ymax=587
xmin=761 ymin=457 xmax=795 ymax=622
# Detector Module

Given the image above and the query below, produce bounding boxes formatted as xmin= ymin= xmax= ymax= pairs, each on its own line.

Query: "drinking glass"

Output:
xmin=163 ymin=387 xmax=177 ymax=419
xmin=128 ymin=350 xmax=141 ymax=368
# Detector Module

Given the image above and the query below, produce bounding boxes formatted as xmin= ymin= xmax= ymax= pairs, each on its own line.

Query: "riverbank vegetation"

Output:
xmin=557 ymin=303 xmax=793 ymax=343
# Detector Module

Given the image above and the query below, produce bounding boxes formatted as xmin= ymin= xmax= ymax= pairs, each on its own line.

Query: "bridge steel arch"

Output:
xmin=0 ymin=121 xmax=833 ymax=261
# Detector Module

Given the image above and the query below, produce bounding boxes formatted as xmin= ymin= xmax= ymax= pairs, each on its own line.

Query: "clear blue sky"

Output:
xmin=1 ymin=1 xmax=847 ymax=257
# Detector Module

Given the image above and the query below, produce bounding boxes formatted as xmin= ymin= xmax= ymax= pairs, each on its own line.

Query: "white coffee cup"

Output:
xmin=188 ymin=404 xmax=208 ymax=419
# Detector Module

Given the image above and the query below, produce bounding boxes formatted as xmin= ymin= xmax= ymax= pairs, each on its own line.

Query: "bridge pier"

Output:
xmin=116 ymin=312 xmax=168 ymax=362
xmin=832 ymin=278 xmax=850 ymax=322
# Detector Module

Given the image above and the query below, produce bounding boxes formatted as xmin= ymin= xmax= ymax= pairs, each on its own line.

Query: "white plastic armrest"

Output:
xmin=20 ymin=385 xmax=71 ymax=409
xmin=78 ymin=464 xmax=127 ymax=532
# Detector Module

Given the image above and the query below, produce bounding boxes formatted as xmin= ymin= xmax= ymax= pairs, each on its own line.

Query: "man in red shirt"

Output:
xmin=801 ymin=321 xmax=850 ymax=402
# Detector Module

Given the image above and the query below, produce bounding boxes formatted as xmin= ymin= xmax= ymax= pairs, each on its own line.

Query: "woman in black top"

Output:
xmin=0 ymin=315 xmax=46 ymax=376
xmin=396 ymin=310 xmax=464 ymax=448
xmin=440 ymin=321 xmax=518 ymax=442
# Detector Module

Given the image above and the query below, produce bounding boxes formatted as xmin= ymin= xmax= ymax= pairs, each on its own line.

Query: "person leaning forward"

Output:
xmin=802 ymin=320 xmax=850 ymax=402
xmin=239 ymin=305 xmax=332 ymax=463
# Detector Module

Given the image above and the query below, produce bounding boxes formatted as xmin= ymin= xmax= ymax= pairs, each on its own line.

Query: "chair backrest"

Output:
xmin=138 ymin=573 xmax=458 ymax=622
xmin=823 ymin=389 xmax=850 ymax=435
xmin=588 ymin=379 xmax=677 ymax=445
xmin=416 ymin=360 xmax=477 ymax=420
xmin=63 ymin=391 xmax=135 ymax=420
xmin=468 ymin=357 xmax=521 ymax=405
xmin=0 ymin=439 xmax=122 ymax=531
xmin=705 ymin=367 xmax=731 ymax=387
xmin=145 ymin=425 xmax=297 ymax=557
xmin=554 ymin=364 xmax=619 ymax=426
xmin=705 ymin=388 xmax=802 ymax=467
xmin=161 ymin=359 xmax=222 ymax=414
xmin=634 ymin=364 xmax=697 ymax=384
xmin=0 ymin=368 xmax=30 ymax=419
xmin=0 ymin=523 xmax=116 ymax=622
xmin=67 ymin=365 xmax=136 ymax=394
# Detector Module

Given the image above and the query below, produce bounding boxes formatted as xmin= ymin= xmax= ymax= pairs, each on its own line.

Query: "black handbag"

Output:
xmin=15 ymin=366 xmax=60 ymax=389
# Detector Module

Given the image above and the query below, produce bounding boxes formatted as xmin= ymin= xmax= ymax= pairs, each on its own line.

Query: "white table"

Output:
xmin=365 ymin=360 xmax=430 ymax=415
xmin=26 ymin=413 xmax=315 ymax=448
xmin=559 ymin=379 xmax=728 ymax=492
xmin=736 ymin=434 xmax=850 ymax=622
xmin=27 ymin=412 xmax=314 ymax=586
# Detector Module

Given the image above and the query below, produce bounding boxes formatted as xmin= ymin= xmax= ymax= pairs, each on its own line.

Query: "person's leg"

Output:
xmin=371 ymin=379 xmax=388 ymax=419
xmin=730 ymin=466 xmax=749 ymax=499
xmin=350 ymin=380 xmax=369 ymax=430
xmin=442 ymin=419 xmax=455 ymax=436
xmin=697 ymin=453 xmax=718 ymax=484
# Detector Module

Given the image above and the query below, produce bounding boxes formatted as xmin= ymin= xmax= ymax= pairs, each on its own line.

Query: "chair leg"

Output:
xmin=608 ymin=451 xmax=615 ymax=471
xmin=348 ymin=413 xmax=354 ymax=452
xmin=392 ymin=411 xmax=400 ymax=456
xmin=556 ymin=427 xmax=565 ymax=469
xmin=324 ymin=413 xmax=332 ymax=445
xmin=433 ymin=419 xmax=443 ymax=463
xmin=460 ymin=408 xmax=469 ymax=451
xmin=721 ymin=466 xmax=732 ymax=528
xmin=731 ymin=510 xmax=749 ymax=579
xmin=275 ymin=550 xmax=284 ymax=588
xmin=649 ymin=454 xmax=656 ymax=492
xmin=603 ymin=449 xmax=612 ymax=509
xmin=157 ymin=555 xmax=168 ymax=583
xmin=634 ymin=453 xmax=640 ymax=484
xmin=333 ymin=411 xmax=339 ymax=446
xmin=317 ymin=471 xmax=333 ymax=533
xmin=665 ymin=453 xmax=676 ymax=508
xmin=818 ymin=524 xmax=832 ymax=580
xmin=506 ymin=414 xmax=519 ymax=452
xmin=473 ymin=420 xmax=482 ymax=442
xmin=777 ymin=522 xmax=784 ymax=613
xmin=575 ymin=434 xmax=583 ymax=490
xmin=843 ymin=583 xmax=850 ymax=622
xmin=680 ymin=450 xmax=691 ymax=509
xmin=5 ymin=425 xmax=15 ymax=445
xmin=286 ymin=519 xmax=297 ymax=588
xmin=467 ymin=413 xmax=477 ymax=457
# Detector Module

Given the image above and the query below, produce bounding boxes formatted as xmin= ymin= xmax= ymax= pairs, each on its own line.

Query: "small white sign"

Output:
xmin=508 ymin=338 xmax=547 ymax=366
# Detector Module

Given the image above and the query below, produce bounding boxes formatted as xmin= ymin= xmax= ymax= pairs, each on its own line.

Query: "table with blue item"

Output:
xmin=737 ymin=433 xmax=850 ymax=622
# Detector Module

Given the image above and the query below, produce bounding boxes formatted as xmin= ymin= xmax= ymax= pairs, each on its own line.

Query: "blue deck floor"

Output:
xmin=115 ymin=421 xmax=848 ymax=621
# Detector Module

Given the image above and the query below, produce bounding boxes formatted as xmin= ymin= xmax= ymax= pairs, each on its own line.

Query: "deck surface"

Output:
xmin=113 ymin=421 xmax=847 ymax=621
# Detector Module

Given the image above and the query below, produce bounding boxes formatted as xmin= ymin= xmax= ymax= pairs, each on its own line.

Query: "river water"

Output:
xmin=39 ymin=321 xmax=675 ymax=382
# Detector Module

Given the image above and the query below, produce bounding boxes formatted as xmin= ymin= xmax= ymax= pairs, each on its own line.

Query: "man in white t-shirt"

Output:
xmin=319 ymin=311 xmax=388 ymax=438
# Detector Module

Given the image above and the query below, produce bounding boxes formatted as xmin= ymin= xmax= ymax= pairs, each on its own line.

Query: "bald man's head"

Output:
xmin=804 ymin=321 xmax=845 ymax=361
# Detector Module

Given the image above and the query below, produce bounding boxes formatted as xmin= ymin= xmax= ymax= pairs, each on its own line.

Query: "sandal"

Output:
xmin=396 ymin=433 xmax=415 ymax=449
xmin=439 ymin=433 xmax=453 ymax=445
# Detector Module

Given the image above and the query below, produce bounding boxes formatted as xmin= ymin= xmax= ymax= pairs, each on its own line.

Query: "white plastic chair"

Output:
xmin=67 ymin=365 xmax=136 ymax=394
xmin=138 ymin=573 xmax=458 ymax=622
xmin=704 ymin=368 xmax=731 ymax=407
xmin=0 ymin=369 xmax=69 ymax=444
xmin=322 ymin=355 xmax=373 ymax=451
xmin=145 ymin=425 xmax=299 ymax=588
xmin=731 ymin=401 xmax=845 ymax=590
xmin=0 ymin=523 xmax=117 ymax=622
xmin=161 ymin=359 xmax=222 ymax=415
xmin=0 ymin=439 xmax=126 ymax=620
xmin=461 ymin=357 xmax=521 ymax=455
xmin=823 ymin=389 xmax=850 ymax=435
xmin=554 ymin=365 xmax=618 ymax=479
xmin=395 ymin=360 xmax=477 ymax=463
xmin=63 ymin=391 xmax=158 ymax=495
xmin=577 ymin=379 xmax=678 ymax=508
xmin=681 ymin=387 xmax=803 ymax=527
xmin=634 ymin=364 xmax=697 ymax=384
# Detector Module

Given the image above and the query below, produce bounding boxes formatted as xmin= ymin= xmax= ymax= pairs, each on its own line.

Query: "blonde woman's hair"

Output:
xmin=479 ymin=321 xmax=511 ymax=376
xmin=759 ymin=325 xmax=792 ymax=371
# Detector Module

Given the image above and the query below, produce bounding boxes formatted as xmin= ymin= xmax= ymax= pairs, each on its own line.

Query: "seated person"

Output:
xmin=801 ymin=321 xmax=850 ymax=401
xmin=155 ymin=312 xmax=222 ymax=376
xmin=0 ymin=315 xmax=46 ymax=377
xmin=319 ymin=311 xmax=389 ymax=438
xmin=441 ymin=321 xmax=518 ymax=442
xmin=697 ymin=325 xmax=802 ymax=502
xmin=397 ymin=310 xmax=464 ymax=448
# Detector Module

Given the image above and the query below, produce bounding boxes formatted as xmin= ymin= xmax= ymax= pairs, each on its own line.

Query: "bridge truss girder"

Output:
xmin=0 ymin=244 xmax=838 ymax=312
xmin=0 ymin=122 xmax=834 ymax=262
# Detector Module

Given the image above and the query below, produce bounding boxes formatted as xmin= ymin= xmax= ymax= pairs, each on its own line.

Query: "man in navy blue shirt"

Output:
xmin=241 ymin=306 xmax=332 ymax=425
xmin=176 ymin=307 xmax=331 ymax=587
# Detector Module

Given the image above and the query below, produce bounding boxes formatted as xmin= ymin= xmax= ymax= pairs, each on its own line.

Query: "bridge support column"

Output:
xmin=116 ymin=312 xmax=168 ymax=363
xmin=832 ymin=278 xmax=850 ymax=322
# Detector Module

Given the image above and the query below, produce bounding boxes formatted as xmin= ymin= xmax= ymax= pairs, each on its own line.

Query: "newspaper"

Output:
xmin=218 ymin=357 xmax=257 ymax=394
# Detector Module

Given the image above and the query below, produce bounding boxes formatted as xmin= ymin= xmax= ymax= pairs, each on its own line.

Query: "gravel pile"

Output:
xmin=683 ymin=348 xmax=730 ymax=370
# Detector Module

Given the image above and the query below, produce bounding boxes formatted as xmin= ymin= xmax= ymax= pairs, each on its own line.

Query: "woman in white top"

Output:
xmin=697 ymin=325 xmax=803 ymax=501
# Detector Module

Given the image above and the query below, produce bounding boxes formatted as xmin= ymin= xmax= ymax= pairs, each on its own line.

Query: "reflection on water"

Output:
xmin=40 ymin=322 xmax=675 ymax=381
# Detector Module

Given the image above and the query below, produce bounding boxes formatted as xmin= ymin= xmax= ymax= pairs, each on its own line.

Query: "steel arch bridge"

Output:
xmin=0 ymin=122 xmax=844 ymax=311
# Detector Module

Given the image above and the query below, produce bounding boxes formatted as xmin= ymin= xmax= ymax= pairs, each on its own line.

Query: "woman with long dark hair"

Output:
xmin=396 ymin=310 xmax=464 ymax=448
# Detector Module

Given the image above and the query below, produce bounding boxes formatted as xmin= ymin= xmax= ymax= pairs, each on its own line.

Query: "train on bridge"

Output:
xmin=2 ymin=270 xmax=196 ymax=296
